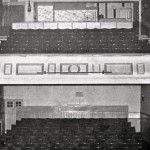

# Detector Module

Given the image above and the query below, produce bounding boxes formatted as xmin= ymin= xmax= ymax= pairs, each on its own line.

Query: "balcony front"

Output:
xmin=0 ymin=54 xmax=150 ymax=84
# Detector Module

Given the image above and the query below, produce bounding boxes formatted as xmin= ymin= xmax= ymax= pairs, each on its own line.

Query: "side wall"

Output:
xmin=0 ymin=0 xmax=2 ymax=26
xmin=0 ymin=86 xmax=4 ymax=134
xmin=141 ymin=0 xmax=150 ymax=36
xmin=3 ymin=85 xmax=141 ymax=131
xmin=141 ymin=85 xmax=150 ymax=141
xmin=2 ymin=5 xmax=24 ymax=26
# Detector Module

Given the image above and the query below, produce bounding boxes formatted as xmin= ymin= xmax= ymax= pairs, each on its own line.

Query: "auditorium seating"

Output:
xmin=0 ymin=28 xmax=149 ymax=53
xmin=0 ymin=41 xmax=8 ymax=53
xmin=0 ymin=118 xmax=145 ymax=149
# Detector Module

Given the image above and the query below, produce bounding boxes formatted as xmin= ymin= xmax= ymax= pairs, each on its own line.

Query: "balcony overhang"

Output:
xmin=0 ymin=53 xmax=150 ymax=84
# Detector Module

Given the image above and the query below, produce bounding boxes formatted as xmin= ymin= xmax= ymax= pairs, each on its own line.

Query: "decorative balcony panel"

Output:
xmin=0 ymin=54 xmax=150 ymax=84
xmin=55 ymin=10 xmax=97 ymax=22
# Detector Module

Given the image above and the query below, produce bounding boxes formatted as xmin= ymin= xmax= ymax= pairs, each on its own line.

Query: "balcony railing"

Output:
xmin=12 ymin=21 xmax=133 ymax=30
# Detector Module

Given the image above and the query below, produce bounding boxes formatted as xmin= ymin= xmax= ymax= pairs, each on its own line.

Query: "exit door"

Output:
xmin=5 ymin=100 xmax=16 ymax=131
xmin=4 ymin=99 xmax=23 ymax=132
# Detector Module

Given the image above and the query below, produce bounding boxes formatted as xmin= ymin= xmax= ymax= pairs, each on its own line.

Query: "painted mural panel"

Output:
xmin=105 ymin=63 xmax=133 ymax=75
xmin=37 ymin=5 xmax=53 ymax=22
xmin=55 ymin=10 xmax=97 ymax=22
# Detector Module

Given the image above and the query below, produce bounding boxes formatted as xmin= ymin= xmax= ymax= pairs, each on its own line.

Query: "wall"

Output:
xmin=107 ymin=3 xmax=133 ymax=20
xmin=28 ymin=2 xmax=98 ymax=22
xmin=0 ymin=86 xmax=3 ymax=119
xmin=141 ymin=85 xmax=150 ymax=140
xmin=3 ymin=86 xmax=140 ymax=110
xmin=0 ymin=86 xmax=4 ymax=134
xmin=54 ymin=2 xmax=96 ymax=10
xmin=133 ymin=1 xmax=139 ymax=23
xmin=0 ymin=1 xmax=138 ymax=24
xmin=98 ymin=3 xmax=105 ymax=18
xmin=15 ymin=106 xmax=128 ymax=120
xmin=141 ymin=0 xmax=150 ymax=36
xmin=107 ymin=3 xmax=122 ymax=18
xmin=1 ymin=1 xmax=138 ymax=24
xmin=3 ymin=5 xmax=24 ymax=26
xmin=25 ymin=2 xmax=134 ymax=22
xmin=141 ymin=85 xmax=150 ymax=115
xmin=25 ymin=1 xmax=34 ymax=22
xmin=3 ymin=85 xmax=141 ymax=131
xmin=0 ymin=0 xmax=2 ymax=26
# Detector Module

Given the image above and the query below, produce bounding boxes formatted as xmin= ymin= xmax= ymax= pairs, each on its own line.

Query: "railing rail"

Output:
xmin=12 ymin=21 xmax=133 ymax=30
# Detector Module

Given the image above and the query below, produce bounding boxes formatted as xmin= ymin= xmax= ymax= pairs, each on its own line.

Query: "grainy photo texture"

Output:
xmin=0 ymin=0 xmax=150 ymax=150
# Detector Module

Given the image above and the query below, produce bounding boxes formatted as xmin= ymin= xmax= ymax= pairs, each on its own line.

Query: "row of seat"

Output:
xmin=0 ymin=118 xmax=145 ymax=150
xmin=8 ymin=29 xmax=138 ymax=41
xmin=0 ymin=28 xmax=150 ymax=53
xmin=1 ymin=29 xmax=141 ymax=53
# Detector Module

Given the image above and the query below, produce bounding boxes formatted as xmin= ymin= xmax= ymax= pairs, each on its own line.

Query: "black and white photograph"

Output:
xmin=0 ymin=0 xmax=150 ymax=149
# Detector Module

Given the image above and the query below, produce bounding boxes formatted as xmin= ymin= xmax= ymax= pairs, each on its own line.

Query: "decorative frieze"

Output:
xmin=0 ymin=54 xmax=149 ymax=84
xmin=16 ymin=63 xmax=44 ymax=75
xmin=104 ymin=63 xmax=133 ymax=75
xmin=137 ymin=63 xmax=145 ymax=74
xmin=4 ymin=64 xmax=12 ymax=75
xmin=5 ymin=62 xmax=145 ymax=75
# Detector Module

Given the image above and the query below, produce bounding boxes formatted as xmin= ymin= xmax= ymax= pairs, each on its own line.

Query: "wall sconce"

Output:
xmin=28 ymin=0 xmax=31 ymax=12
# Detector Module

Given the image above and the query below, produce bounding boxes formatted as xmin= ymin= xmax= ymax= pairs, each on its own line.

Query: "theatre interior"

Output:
xmin=0 ymin=0 xmax=150 ymax=150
